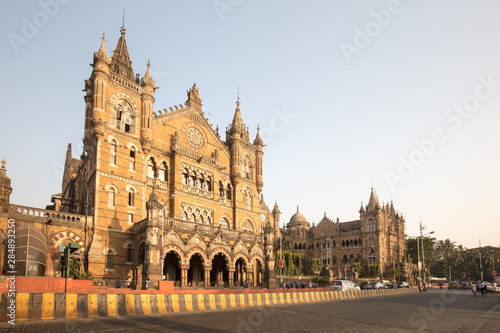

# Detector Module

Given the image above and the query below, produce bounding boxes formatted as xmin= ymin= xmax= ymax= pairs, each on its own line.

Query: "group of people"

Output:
xmin=471 ymin=282 xmax=488 ymax=296
xmin=115 ymin=276 xmax=133 ymax=289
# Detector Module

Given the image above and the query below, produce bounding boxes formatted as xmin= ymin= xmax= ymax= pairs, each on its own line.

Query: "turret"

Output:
xmin=226 ymin=96 xmax=249 ymax=184
xmin=366 ymin=188 xmax=381 ymax=212
xmin=0 ymin=159 xmax=12 ymax=214
xmin=88 ymin=32 xmax=112 ymax=140
xmin=254 ymin=125 xmax=264 ymax=193
xmin=272 ymin=200 xmax=280 ymax=230
xmin=140 ymin=60 xmax=157 ymax=154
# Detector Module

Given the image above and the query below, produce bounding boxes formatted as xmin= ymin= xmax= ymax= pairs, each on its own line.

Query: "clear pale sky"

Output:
xmin=1 ymin=0 xmax=499 ymax=249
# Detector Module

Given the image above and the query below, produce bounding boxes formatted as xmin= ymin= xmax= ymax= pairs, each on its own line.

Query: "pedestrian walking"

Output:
xmin=479 ymin=282 xmax=486 ymax=296
xmin=145 ymin=278 xmax=150 ymax=289
xmin=471 ymin=283 xmax=476 ymax=296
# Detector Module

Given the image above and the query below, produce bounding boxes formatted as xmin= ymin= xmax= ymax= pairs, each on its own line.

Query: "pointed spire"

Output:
xmin=359 ymin=201 xmax=365 ymax=214
xmin=226 ymin=89 xmax=249 ymax=141
xmin=366 ymin=188 xmax=380 ymax=212
xmin=0 ymin=159 xmax=6 ymax=177
xmin=253 ymin=125 xmax=264 ymax=146
xmin=94 ymin=33 xmax=111 ymax=64
xmin=297 ymin=205 xmax=300 ymax=213
xmin=111 ymin=25 xmax=134 ymax=81
xmin=273 ymin=200 xmax=280 ymax=214
xmin=141 ymin=59 xmax=156 ymax=88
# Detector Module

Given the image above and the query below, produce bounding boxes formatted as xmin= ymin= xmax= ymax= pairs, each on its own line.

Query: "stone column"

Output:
xmin=181 ymin=265 xmax=189 ymax=287
xmin=204 ymin=266 xmax=211 ymax=288
xmin=247 ymin=269 xmax=254 ymax=286
xmin=228 ymin=268 xmax=235 ymax=288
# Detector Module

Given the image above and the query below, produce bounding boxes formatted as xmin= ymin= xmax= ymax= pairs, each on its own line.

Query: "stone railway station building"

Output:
xmin=0 ymin=27 xmax=280 ymax=289
xmin=282 ymin=189 xmax=410 ymax=280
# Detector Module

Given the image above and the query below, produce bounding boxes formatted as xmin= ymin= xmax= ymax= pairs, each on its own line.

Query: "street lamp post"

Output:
xmin=419 ymin=222 xmax=434 ymax=290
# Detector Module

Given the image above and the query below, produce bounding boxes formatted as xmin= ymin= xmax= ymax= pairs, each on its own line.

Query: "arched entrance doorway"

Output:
xmin=164 ymin=251 xmax=181 ymax=286
xmin=187 ymin=253 xmax=204 ymax=287
xmin=234 ymin=257 xmax=247 ymax=286
xmin=210 ymin=253 xmax=229 ymax=287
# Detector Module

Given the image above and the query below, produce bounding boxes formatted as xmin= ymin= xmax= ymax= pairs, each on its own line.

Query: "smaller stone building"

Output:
xmin=284 ymin=189 xmax=410 ymax=280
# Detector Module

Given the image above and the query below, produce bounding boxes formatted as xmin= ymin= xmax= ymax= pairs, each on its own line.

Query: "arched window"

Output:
xmin=182 ymin=170 xmax=189 ymax=185
xmin=354 ymin=239 xmax=358 ymax=247
xmin=110 ymin=140 xmax=117 ymax=165
xmin=219 ymin=181 xmax=224 ymax=198
xmin=346 ymin=240 xmax=350 ymax=248
xmin=343 ymin=255 xmax=348 ymax=263
xmin=206 ymin=179 xmax=212 ymax=192
xmin=241 ymin=220 xmax=254 ymax=233
xmin=137 ymin=243 xmax=145 ymax=264
xmin=298 ymin=243 xmax=302 ymax=250
xmin=358 ymin=238 xmax=362 ymax=246
xmin=219 ymin=217 xmax=229 ymax=229
xmin=116 ymin=105 xmax=123 ymax=130
xmin=198 ymin=177 xmax=204 ymax=190
xmin=160 ymin=162 xmax=168 ymax=182
xmin=124 ymin=108 xmax=132 ymax=133
xmin=108 ymin=188 xmax=115 ymax=207
xmin=226 ymin=184 xmax=232 ymax=200
xmin=332 ymin=256 xmax=337 ymax=264
xmin=147 ymin=158 xmax=157 ymax=178
xmin=342 ymin=240 xmax=345 ymax=248
xmin=106 ymin=249 xmax=113 ymax=269
xmin=367 ymin=218 xmax=375 ymax=231
xmin=129 ymin=146 xmax=136 ymax=170
xmin=190 ymin=175 xmax=197 ymax=187
xmin=303 ymin=243 xmax=306 ymax=249
xmin=126 ymin=244 xmax=133 ymax=263
xmin=128 ymin=188 xmax=135 ymax=207
xmin=295 ymin=243 xmax=298 ymax=250
xmin=332 ymin=240 xmax=336 ymax=248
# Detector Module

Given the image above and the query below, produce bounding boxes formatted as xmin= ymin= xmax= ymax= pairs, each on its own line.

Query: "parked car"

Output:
xmin=359 ymin=281 xmax=369 ymax=290
xmin=365 ymin=281 xmax=386 ymax=289
xmin=397 ymin=281 xmax=410 ymax=288
xmin=329 ymin=280 xmax=361 ymax=291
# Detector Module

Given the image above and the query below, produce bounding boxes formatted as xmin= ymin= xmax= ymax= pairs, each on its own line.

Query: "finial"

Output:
xmin=147 ymin=59 xmax=151 ymax=70
xmin=236 ymin=86 xmax=240 ymax=107
xmin=120 ymin=7 xmax=126 ymax=35
xmin=297 ymin=205 xmax=299 ymax=213
xmin=1 ymin=159 xmax=6 ymax=176
xmin=101 ymin=32 xmax=106 ymax=43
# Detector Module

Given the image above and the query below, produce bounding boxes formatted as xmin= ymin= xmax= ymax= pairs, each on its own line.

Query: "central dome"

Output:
xmin=288 ymin=206 xmax=310 ymax=227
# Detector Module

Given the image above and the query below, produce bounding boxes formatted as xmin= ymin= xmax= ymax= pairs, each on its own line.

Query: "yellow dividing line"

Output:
xmin=209 ymin=294 xmax=216 ymax=310
xmin=197 ymin=294 xmax=205 ymax=311
xmin=264 ymin=293 xmax=270 ymax=305
xmin=239 ymin=294 xmax=246 ymax=307
xmin=107 ymin=294 xmax=118 ymax=317
xmin=257 ymin=293 xmax=262 ymax=306
xmin=229 ymin=294 xmax=236 ymax=308
xmin=41 ymin=293 xmax=54 ymax=320
xmin=172 ymin=294 xmax=180 ymax=312
xmin=88 ymin=294 xmax=98 ymax=317
xmin=142 ymin=294 xmax=152 ymax=314
xmin=293 ymin=293 xmax=298 ymax=303
xmin=286 ymin=293 xmax=292 ymax=304
xmin=157 ymin=294 xmax=167 ymax=313
xmin=220 ymin=294 xmax=226 ymax=309
xmin=66 ymin=294 xmax=78 ymax=319
xmin=185 ymin=295 xmax=193 ymax=311
xmin=125 ymin=294 xmax=135 ymax=315
xmin=248 ymin=294 xmax=254 ymax=307
xmin=15 ymin=293 xmax=29 ymax=321
xmin=279 ymin=293 xmax=285 ymax=304
xmin=272 ymin=293 xmax=278 ymax=305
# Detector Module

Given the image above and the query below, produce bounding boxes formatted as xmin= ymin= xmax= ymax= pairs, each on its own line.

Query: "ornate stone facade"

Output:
xmin=0 ymin=28 xmax=279 ymax=289
xmin=284 ymin=189 xmax=408 ymax=279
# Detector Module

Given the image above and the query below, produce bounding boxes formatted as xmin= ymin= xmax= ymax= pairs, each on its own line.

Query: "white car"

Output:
xmin=329 ymin=280 xmax=361 ymax=291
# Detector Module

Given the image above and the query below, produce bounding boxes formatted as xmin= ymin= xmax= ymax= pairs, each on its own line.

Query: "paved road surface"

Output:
xmin=1 ymin=290 xmax=498 ymax=332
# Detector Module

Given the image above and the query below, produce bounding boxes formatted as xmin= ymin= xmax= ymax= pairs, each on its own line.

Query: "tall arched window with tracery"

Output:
xmin=115 ymin=103 xmax=135 ymax=134
xmin=147 ymin=158 xmax=157 ymax=178
xmin=243 ymin=188 xmax=253 ymax=210
xmin=110 ymin=139 xmax=117 ymax=165
xmin=219 ymin=217 xmax=229 ymax=229
xmin=367 ymin=218 xmax=375 ymax=232
xmin=241 ymin=220 xmax=254 ymax=233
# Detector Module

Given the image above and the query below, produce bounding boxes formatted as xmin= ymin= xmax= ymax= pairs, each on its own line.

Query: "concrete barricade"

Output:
xmin=0 ymin=287 xmax=418 ymax=322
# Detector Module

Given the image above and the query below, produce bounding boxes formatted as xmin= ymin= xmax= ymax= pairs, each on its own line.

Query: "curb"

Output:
xmin=1 ymin=288 xmax=418 ymax=322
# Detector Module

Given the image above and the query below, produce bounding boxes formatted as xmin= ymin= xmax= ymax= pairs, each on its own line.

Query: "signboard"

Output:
xmin=278 ymin=260 xmax=284 ymax=269
xmin=418 ymin=261 xmax=422 ymax=271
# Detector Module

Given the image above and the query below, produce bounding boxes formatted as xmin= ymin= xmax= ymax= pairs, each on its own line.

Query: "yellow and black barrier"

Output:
xmin=0 ymin=288 xmax=418 ymax=322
